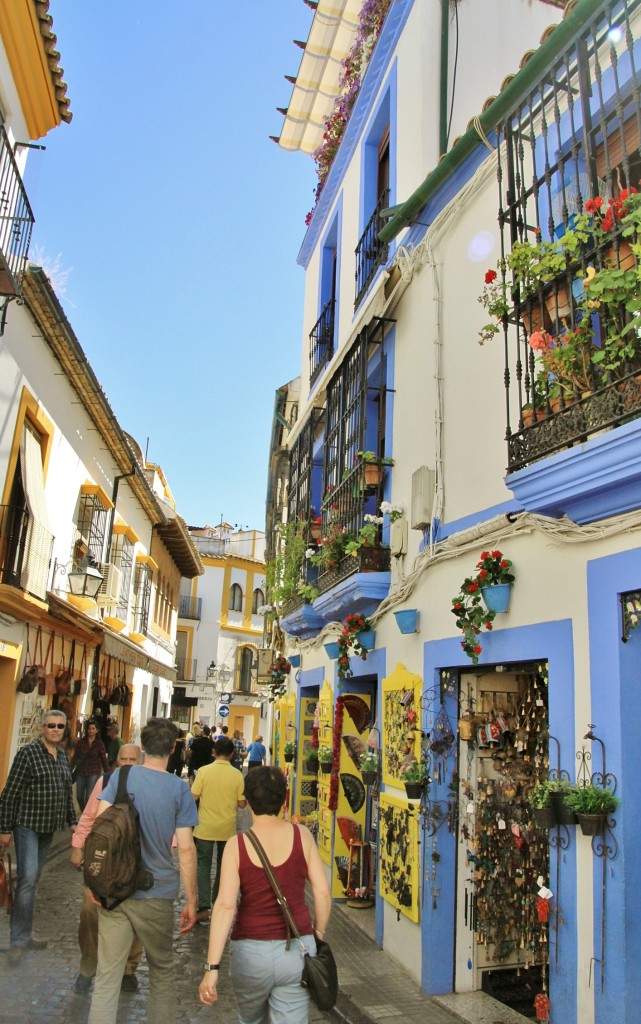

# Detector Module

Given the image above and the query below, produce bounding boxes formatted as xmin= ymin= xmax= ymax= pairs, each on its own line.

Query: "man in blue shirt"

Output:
xmin=246 ymin=734 xmax=267 ymax=770
xmin=88 ymin=718 xmax=198 ymax=1024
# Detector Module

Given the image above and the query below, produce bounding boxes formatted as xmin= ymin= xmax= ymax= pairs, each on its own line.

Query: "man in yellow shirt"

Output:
xmin=191 ymin=736 xmax=246 ymax=923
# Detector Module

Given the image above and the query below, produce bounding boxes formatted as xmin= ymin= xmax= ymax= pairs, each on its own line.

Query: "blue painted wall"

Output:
xmin=588 ymin=547 xmax=641 ymax=1024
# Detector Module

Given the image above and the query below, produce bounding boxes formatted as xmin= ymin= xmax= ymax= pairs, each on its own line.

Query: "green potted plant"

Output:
xmin=309 ymin=516 xmax=354 ymax=574
xmin=304 ymin=749 xmax=319 ymax=775
xmin=318 ymin=745 xmax=333 ymax=773
xmin=563 ymin=784 xmax=620 ymax=836
xmin=344 ymin=515 xmax=384 ymax=557
xmin=359 ymin=749 xmax=379 ymax=787
xmin=356 ymin=450 xmax=394 ymax=487
xmin=398 ymin=757 xmax=429 ymax=799
xmin=528 ymin=780 xmax=565 ymax=828
xmin=283 ymin=741 xmax=296 ymax=764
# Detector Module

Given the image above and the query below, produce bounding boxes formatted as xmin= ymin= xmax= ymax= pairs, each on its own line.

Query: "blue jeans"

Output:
xmin=76 ymin=773 xmax=100 ymax=811
xmin=10 ymin=825 xmax=53 ymax=947
xmin=230 ymin=935 xmax=316 ymax=1024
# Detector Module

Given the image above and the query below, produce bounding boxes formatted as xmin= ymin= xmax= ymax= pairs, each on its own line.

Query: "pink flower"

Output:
xmin=529 ymin=331 xmax=550 ymax=352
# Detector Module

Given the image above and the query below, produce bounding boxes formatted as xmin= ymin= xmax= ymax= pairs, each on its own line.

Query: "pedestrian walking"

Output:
xmin=105 ymin=723 xmax=123 ymax=769
xmin=191 ymin=736 xmax=246 ymax=923
xmin=87 ymin=717 xmax=198 ymax=1024
xmin=231 ymin=730 xmax=246 ymax=771
xmin=188 ymin=724 xmax=214 ymax=781
xmin=72 ymin=720 xmax=109 ymax=811
xmin=166 ymin=727 xmax=186 ymax=775
xmin=198 ymin=766 xmax=331 ymax=1023
xmin=246 ymin=734 xmax=267 ymax=770
xmin=0 ymin=708 xmax=77 ymax=964
xmin=70 ymin=743 xmax=144 ymax=995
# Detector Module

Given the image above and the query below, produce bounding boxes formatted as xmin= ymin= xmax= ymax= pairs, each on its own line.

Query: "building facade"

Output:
xmin=0 ymin=1 xmax=202 ymax=786
xmin=174 ymin=522 xmax=268 ymax=744
xmin=266 ymin=2 xmax=640 ymax=1022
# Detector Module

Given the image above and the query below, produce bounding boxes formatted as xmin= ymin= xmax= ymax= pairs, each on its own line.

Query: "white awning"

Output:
xmin=279 ymin=0 xmax=362 ymax=155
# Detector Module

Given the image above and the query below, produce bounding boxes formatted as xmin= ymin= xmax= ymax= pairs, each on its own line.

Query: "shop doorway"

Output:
xmin=455 ymin=666 xmax=550 ymax=1018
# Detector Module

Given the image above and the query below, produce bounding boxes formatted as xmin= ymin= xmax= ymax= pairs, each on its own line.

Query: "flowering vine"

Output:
xmin=337 ymin=613 xmax=373 ymax=680
xmin=266 ymin=655 xmax=291 ymax=701
xmin=305 ymin=0 xmax=392 ymax=225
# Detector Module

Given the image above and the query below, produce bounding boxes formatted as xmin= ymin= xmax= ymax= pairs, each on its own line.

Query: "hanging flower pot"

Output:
xmin=358 ymin=629 xmax=375 ymax=651
xmin=361 ymin=770 xmax=378 ymax=787
xmin=324 ymin=642 xmax=340 ymax=660
xmin=480 ymin=583 xmax=512 ymax=614
xmin=532 ymin=806 xmax=558 ymax=829
xmin=288 ymin=654 xmax=301 ymax=668
xmin=576 ymin=812 xmax=607 ymax=836
xmin=364 ymin=463 xmax=384 ymax=487
xmin=284 ymin=752 xmax=294 ymax=763
xmin=394 ymin=609 xmax=420 ymax=634
xmin=549 ymin=790 xmax=577 ymax=825
xmin=404 ymin=782 xmax=424 ymax=799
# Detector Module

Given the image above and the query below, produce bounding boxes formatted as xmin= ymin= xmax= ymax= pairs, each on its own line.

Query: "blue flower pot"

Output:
xmin=394 ymin=609 xmax=419 ymax=634
xmin=289 ymin=654 xmax=301 ymax=668
xmin=480 ymin=583 xmax=512 ymax=614
xmin=359 ymin=629 xmax=375 ymax=651
xmin=324 ymin=642 xmax=340 ymax=660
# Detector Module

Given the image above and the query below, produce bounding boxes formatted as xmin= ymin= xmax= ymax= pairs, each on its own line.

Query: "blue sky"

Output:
xmin=25 ymin=0 xmax=316 ymax=531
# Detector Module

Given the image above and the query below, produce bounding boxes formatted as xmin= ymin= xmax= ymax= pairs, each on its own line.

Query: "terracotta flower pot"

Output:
xmin=364 ymin=463 xmax=384 ymax=487
xmin=545 ymin=282 xmax=572 ymax=323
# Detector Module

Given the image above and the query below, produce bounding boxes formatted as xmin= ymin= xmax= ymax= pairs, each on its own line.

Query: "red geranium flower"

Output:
xmin=473 ymin=645 xmax=482 ymax=655
xmin=484 ymin=269 xmax=497 ymax=284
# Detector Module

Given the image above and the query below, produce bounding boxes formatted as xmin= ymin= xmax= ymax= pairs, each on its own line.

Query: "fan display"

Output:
xmin=337 ymin=815 xmax=360 ymax=848
xmin=342 ymin=695 xmax=370 ymax=733
xmin=340 ymin=773 xmax=365 ymax=814
xmin=342 ymin=734 xmax=367 ymax=771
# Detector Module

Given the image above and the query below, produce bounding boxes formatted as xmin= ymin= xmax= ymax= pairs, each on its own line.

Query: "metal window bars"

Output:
xmin=355 ymin=189 xmax=390 ymax=308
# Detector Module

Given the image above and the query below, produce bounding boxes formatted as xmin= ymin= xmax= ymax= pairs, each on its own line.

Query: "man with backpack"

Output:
xmin=87 ymin=718 xmax=198 ymax=1024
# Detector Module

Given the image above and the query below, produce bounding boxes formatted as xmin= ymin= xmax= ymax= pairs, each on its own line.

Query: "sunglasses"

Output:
xmin=44 ymin=723 xmax=65 ymax=730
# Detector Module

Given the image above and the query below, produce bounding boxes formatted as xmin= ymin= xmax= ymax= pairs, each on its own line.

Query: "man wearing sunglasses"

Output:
xmin=0 ymin=708 xmax=77 ymax=965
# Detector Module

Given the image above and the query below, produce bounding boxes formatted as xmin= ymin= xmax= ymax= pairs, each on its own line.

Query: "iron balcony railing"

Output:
xmin=178 ymin=594 xmax=202 ymax=620
xmin=175 ymin=657 xmax=197 ymax=681
xmin=0 ymin=504 xmax=53 ymax=601
xmin=0 ymin=126 xmax=34 ymax=297
xmin=309 ymin=299 xmax=335 ymax=388
xmin=317 ymin=462 xmax=388 ymax=593
xmin=498 ymin=0 xmax=641 ymax=471
xmin=355 ymin=189 xmax=390 ymax=309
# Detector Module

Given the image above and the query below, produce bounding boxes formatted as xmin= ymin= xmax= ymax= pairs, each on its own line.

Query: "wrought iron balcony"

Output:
xmin=0 ymin=126 xmax=34 ymax=297
xmin=0 ymin=504 xmax=53 ymax=601
xmin=309 ymin=299 xmax=335 ymax=388
xmin=178 ymin=594 xmax=202 ymax=620
xmin=317 ymin=463 xmax=389 ymax=593
xmin=175 ymin=657 xmax=197 ymax=681
xmin=355 ymin=189 xmax=389 ymax=309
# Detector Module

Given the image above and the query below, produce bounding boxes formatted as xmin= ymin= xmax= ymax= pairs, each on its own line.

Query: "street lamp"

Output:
xmin=53 ymin=556 xmax=104 ymax=600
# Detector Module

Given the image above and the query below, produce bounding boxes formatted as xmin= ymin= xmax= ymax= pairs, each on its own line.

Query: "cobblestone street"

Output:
xmin=0 ymin=834 xmax=333 ymax=1024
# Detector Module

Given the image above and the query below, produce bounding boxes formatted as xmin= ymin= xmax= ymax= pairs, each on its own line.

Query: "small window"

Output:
xmin=132 ymin=563 xmax=153 ymax=636
xmin=230 ymin=583 xmax=243 ymax=612
xmin=237 ymin=646 xmax=255 ymax=693
xmin=252 ymin=588 xmax=265 ymax=614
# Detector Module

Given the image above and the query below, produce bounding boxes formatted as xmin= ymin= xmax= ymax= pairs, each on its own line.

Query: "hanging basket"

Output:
xmin=532 ymin=806 xmax=557 ymax=829
xmin=320 ymin=762 xmax=332 ymax=774
xmin=550 ymin=791 xmax=577 ymax=825
xmin=361 ymin=770 xmax=378 ymax=787
xmin=284 ymin=753 xmax=294 ymax=763
xmin=576 ymin=812 xmax=606 ymax=836
xmin=480 ymin=583 xmax=512 ymax=614
xmin=404 ymin=782 xmax=424 ymax=799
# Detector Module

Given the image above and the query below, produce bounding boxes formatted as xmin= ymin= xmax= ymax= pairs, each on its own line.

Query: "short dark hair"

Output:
xmin=221 ymin=725 xmax=229 ymax=734
xmin=243 ymin=766 xmax=286 ymax=816
xmin=214 ymin=737 xmax=234 ymax=758
xmin=201 ymin=725 xmax=211 ymax=736
xmin=141 ymin=717 xmax=178 ymax=757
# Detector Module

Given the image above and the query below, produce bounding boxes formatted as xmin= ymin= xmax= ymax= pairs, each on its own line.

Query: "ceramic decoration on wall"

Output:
xmin=330 ymin=691 xmax=372 ymax=900
xmin=379 ymin=792 xmax=420 ymax=921
xmin=279 ymin=693 xmax=297 ymax=819
xmin=382 ymin=664 xmax=422 ymax=788
xmin=317 ymin=681 xmax=334 ymax=865
xmin=297 ymin=696 xmax=319 ymax=818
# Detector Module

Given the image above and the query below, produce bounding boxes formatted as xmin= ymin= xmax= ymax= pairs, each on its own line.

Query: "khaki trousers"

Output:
xmin=78 ymin=888 xmax=143 ymax=978
xmin=88 ymin=897 xmax=176 ymax=1024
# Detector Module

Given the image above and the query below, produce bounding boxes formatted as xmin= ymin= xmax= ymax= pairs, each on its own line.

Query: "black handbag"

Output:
xmin=245 ymin=829 xmax=338 ymax=1011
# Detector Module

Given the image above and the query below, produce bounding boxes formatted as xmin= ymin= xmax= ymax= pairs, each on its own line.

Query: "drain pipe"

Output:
xmin=439 ymin=0 xmax=449 ymax=157
xmin=105 ymin=465 xmax=137 ymax=564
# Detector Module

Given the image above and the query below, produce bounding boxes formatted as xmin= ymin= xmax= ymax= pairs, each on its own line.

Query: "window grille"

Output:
xmin=132 ymin=563 xmax=153 ymax=636
xmin=75 ymin=492 xmax=108 ymax=565
xmin=111 ymin=534 xmax=134 ymax=620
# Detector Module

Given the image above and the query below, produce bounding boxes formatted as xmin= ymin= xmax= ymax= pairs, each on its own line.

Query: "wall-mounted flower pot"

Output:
xmin=361 ymin=770 xmax=378 ymax=787
xmin=480 ymin=583 xmax=512 ymax=614
xmin=576 ymin=812 xmax=606 ymax=836
xmin=532 ymin=806 xmax=557 ymax=829
xmin=364 ymin=463 xmax=384 ymax=487
xmin=320 ymin=762 xmax=332 ymax=774
xmin=404 ymin=782 xmax=424 ymax=799
xmin=288 ymin=654 xmax=301 ymax=668
xmin=284 ymin=753 xmax=294 ymax=763
xmin=324 ymin=641 xmax=340 ymax=660
xmin=359 ymin=630 xmax=375 ymax=651
xmin=550 ymin=791 xmax=576 ymax=825
xmin=304 ymin=759 xmax=319 ymax=775
xmin=394 ymin=609 xmax=420 ymax=634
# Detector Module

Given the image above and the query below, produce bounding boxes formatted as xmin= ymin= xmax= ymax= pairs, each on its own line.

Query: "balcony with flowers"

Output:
xmin=486 ymin=0 xmax=641 ymax=524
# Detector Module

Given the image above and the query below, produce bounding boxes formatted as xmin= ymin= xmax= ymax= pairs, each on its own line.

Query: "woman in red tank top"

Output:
xmin=198 ymin=766 xmax=331 ymax=1023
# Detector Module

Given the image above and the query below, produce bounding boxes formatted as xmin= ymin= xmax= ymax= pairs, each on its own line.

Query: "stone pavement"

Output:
xmin=0 ymin=831 xmax=491 ymax=1024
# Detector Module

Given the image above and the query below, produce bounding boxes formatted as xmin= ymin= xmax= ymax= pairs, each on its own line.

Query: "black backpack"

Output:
xmin=83 ymin=765 xmax=153 ymax=910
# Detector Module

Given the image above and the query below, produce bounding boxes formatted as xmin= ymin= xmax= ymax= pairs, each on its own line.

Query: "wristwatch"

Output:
xmin=204 ymin=963 xmax=220 ymax=971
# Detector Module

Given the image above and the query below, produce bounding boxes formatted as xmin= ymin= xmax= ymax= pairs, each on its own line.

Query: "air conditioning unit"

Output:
xmin=96 ymin=562 xmax=122 ymax=605
xmin=257 ymin=648 xmax=273 ymax=680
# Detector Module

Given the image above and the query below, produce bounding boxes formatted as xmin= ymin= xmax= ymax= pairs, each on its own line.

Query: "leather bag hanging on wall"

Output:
xmin=55 ymin=639 xmax=73 ymax=697
xmin=74 ymin=645 xmax=88 ymax=696
xmin=17 ymin=625 xmax=40 ymax=694
xmin=41 ymin=632 xmax=57 ymax=696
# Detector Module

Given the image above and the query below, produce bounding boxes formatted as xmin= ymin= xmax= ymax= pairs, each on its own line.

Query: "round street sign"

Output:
xmin=218 ymin=705 xmax=230 ymax=718
xmin=219 ymin=692 xmax=232 ymax=704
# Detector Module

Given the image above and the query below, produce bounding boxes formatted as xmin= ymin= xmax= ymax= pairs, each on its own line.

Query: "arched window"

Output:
xmin=252 ymin=588 xmax=265 ymax=614
xmin=230 ymin=583 xmax=243 ymax=612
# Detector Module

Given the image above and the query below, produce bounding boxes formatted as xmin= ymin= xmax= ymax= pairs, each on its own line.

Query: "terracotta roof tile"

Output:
xmin=34 ymin=0 xmax=72 ymax=123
